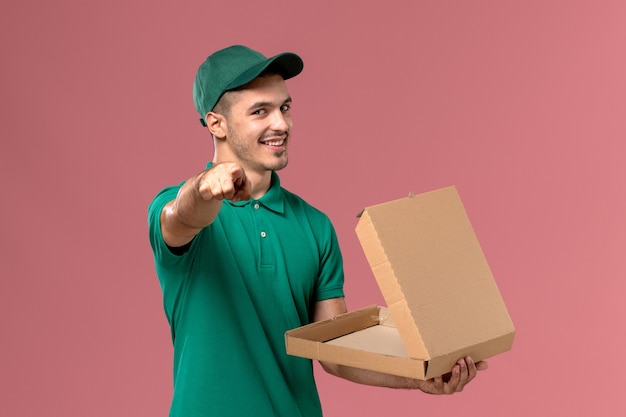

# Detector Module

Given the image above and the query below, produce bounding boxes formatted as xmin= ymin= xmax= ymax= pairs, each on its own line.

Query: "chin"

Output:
xmin=273 ymin=161 xmax=289 ymax=171
xmin=267 ymin=153 xmax=289 ymax=171
xmin=269 ymin=158 xmax=289 ymax=171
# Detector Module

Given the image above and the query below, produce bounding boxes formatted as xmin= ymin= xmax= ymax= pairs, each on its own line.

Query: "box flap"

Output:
xmin=355 ymin=186 xmax=515 ymax=361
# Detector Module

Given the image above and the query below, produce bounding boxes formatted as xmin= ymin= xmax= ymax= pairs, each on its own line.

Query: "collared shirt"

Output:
xmin=148 ymin=165 xmax=344 ymax=417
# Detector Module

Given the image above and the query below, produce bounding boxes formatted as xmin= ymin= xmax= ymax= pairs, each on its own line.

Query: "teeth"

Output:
xmin=264 ymin=140 xmax=284 ymax=146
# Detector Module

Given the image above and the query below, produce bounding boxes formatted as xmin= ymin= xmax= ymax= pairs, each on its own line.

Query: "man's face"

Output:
xmin=219 ymin=74 xmax=293 ymax=174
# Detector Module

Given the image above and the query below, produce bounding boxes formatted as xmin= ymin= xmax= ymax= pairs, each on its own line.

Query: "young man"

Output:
xmin=148 ymin=45 xmax=487 ymax=416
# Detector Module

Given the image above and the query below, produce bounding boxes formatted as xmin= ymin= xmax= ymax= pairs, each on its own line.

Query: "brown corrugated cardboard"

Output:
xmin=285 ymin=186 xmax=515 ymax=380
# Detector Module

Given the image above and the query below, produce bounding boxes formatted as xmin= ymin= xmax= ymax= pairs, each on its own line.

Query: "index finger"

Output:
xmin=465 ymin=356 xmax=478 ymax=381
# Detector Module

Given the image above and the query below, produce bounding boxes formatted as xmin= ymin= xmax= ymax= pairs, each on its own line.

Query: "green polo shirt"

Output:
xmin=148 ymin=167 xmax=345 ymax=417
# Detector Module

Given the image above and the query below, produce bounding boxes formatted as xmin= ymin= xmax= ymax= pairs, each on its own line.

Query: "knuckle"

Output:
xmin=198 ymin=183 xmax=213 ymax=199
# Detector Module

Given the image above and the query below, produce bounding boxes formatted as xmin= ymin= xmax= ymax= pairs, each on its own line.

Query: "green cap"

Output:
xmin=193 ymin=45 xmax=304 ymax=126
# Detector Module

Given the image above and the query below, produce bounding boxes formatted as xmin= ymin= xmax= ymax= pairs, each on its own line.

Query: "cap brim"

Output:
xmin=226 ymin=52 xmax=303 ymax=92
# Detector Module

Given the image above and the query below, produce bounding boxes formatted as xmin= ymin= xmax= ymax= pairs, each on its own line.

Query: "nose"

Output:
xmin=270 ymin=109 xmax=291 ymax=132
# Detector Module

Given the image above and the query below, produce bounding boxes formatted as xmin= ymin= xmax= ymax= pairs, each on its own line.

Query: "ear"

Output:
xmin=206 ymin=111 xmax=227 ymax=139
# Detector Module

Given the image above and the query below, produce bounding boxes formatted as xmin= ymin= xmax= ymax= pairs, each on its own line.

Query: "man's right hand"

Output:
xmin=197 ymin=162 xmax=251 ymax=202
xmin=161 ymin=162 xmax=252 ymax=248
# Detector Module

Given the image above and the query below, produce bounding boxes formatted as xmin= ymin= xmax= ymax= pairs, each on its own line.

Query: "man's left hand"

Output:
xmin=417 ymin=357 xmax=488 ymax=395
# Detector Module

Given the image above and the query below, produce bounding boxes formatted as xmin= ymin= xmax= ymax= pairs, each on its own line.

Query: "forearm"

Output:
xmin=321 ymin=356 xmax=486 ymax=395
xmin=320 ymin=362 xmax=423 ymax=390
xmin=161 ymin=171 xmax=222 ymax=247
xmin=174 ymin=172 xmax=223 ymax=228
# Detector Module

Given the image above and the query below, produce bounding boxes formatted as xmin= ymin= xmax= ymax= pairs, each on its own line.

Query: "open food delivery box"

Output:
xmin=285 ymin=186 xmax=515 ymax=380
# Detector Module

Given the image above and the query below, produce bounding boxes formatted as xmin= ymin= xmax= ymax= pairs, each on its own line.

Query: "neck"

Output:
xmin=246 ymin=169 xmax=273 ymax=199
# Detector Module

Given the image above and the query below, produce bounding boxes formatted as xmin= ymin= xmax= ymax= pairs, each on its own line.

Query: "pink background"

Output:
xmin=1 ymin=1 xmax=625 ymax=416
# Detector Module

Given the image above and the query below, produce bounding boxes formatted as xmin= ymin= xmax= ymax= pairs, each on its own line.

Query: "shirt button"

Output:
xmin=260 ymin=231 xmax=267 ymax=238
xmin=254 ymin=203 xmax=260 ymax=210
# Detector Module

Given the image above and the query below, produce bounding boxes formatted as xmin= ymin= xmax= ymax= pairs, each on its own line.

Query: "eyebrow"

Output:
xmin=247 ymin=97 xmax=292 ymax=111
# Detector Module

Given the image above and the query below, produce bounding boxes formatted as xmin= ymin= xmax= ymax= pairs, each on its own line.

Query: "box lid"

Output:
xmin=355 ymin=186 xmax=515 ymax=361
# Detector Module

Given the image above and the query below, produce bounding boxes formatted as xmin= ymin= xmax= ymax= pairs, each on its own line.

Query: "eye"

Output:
xmin=252 ymin=108 xmax=266 ymax=115
xmin=280 ymin=104 xmax=291 ymax=112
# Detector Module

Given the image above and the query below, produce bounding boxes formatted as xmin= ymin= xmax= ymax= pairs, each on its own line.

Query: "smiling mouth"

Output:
xmin=263 ymin=139 xmax=285 ymax=146
xmin=260 ymin=138 xmax=286 ymax=147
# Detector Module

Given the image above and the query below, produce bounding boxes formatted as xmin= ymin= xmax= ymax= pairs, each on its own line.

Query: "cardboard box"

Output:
xmin=285 ymin=186 xmax=515 ymax=380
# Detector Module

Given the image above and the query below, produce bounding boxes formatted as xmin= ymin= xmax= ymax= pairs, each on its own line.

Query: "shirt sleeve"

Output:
xmin=147 ymin=184 xmax=188 ymax=267
xmin=314 ymin=220 xmax=345 ymax=302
